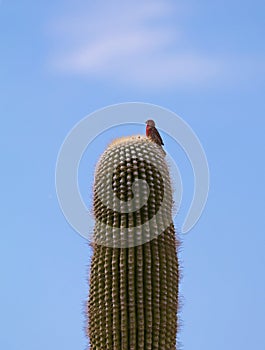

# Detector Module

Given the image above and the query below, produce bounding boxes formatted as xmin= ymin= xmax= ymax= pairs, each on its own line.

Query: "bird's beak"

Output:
xmin=145 ymin=121 xmax=147 ymax=124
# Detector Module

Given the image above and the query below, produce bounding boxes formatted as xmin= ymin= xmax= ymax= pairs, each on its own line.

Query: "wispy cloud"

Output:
xmin=49 ymin=0 xmax=223 ymax=88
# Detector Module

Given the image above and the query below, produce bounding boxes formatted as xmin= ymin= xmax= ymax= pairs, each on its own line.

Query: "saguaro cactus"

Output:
xmin=88 ymin=135 xmax=179 ymax=349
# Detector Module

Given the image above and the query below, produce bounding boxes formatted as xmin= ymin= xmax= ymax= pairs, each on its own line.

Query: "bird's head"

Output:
xmin=145 ymin=119 xmax=156 ymax=127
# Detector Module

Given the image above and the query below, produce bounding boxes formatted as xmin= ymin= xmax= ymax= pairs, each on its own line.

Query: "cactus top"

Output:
xmin=92 ymin=135 xmax=173 ymax=248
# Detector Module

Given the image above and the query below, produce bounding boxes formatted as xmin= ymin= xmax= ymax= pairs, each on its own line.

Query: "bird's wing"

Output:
xmin=154 ymin=127 xmax=164 ymax=145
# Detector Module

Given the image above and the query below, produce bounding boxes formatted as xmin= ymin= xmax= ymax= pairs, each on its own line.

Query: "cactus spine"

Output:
xmin=88 ymin=136 xmax=179 ymax=349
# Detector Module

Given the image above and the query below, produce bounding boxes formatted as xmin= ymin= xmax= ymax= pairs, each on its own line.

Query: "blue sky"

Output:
xmin=1 ymin=1 xmax=265 ymax=349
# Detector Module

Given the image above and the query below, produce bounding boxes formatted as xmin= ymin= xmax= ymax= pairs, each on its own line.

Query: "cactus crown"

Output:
xmin=93 ymin=135 xmax=173 ymax=247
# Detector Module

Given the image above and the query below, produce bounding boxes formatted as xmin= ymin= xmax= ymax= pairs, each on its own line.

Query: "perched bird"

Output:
xmin=145 ymin=119 xmax=166 ymax=155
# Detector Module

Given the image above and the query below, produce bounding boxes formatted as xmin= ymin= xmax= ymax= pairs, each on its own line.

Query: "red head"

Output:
xmin=145 ymin=119 xmax=156 ymax=127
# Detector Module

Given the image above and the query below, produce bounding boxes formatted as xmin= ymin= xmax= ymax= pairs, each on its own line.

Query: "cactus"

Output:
xmin=88 ymin=135 xmax=179 ymax=349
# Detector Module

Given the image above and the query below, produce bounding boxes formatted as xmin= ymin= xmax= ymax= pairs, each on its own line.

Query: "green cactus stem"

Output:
xmin=88 ymin=135 xmax=179 ymax=350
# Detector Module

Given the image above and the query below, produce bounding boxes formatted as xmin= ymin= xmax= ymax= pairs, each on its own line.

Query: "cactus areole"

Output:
xmin=88 ymin=135 xmax=179 ymax=350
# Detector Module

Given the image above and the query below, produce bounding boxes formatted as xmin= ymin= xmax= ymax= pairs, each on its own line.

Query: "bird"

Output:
xmin=145 ymin=119 xmax=166 ymax=155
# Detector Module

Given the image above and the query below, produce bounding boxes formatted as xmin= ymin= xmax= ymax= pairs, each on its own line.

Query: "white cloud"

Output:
xmin=49 ymin=0 xmax=223 ymax=88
